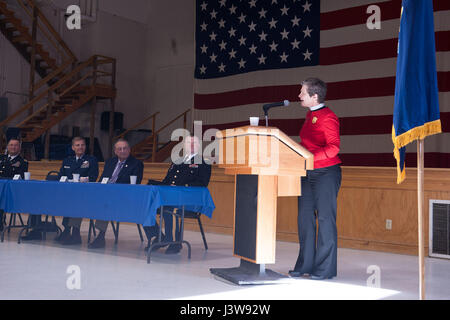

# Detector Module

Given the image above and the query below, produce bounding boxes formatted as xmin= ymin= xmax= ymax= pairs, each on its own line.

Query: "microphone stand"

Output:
xmin=264 ymin=108 xmax=269 ymax=127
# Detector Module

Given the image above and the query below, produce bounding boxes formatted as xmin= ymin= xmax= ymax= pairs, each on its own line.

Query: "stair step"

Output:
xmin=23 ymin=123 xmax=44 ymax=128
xmin=57 ymin=99 xmax=74 ymax=104
xmin=11 ymin=35 xmax=28 ymax=43
xmin=0 ymin=7 xmax=15 ymax=17
xmin=1 ymin=17 xmax=21 ymax=25
xmin=41 ymin=57 xmax=56 ymax=65
xmin=60 ymin=95 xmax=81 ymax=100
xmin=5 ymin=27 xmax=20 ymax=34
xmin=138 ymin=147 xmax=155 ymax=152
xmin=51 ymin=106 xmax=67 ymax=112
xmin=19 ymin=127 xmax=35 ymax=132
xmin=68 ymin=90 xmax=87 ymax=96
xmin=26 ymin=43 xmax=43 ymax=51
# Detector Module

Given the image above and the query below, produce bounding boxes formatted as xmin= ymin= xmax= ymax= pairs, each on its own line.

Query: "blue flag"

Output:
xmin=393 ymin=0 xmax=442 ymax=184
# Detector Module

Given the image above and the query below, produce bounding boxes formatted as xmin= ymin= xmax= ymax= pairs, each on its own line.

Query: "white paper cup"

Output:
xmin=24 ymin=172 xmax=31 ymax=180
xmin=249 ymin=117 xmax=259 ymax=126
xmin=130 ymin=175 xmax=137 ymax=185
xmin=72 ymin=173 xmax=80 ymax=182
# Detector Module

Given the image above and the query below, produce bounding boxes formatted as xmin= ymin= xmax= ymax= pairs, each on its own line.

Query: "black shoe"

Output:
xmin=144 ymin=231 xmax=166 ymax=250
xmin=88 ymin=234 xmax=105 ymax=249
xmin=288 ymin=270 xmax=310 ymax=278
xmin=165 ymin=243 xmax=182 ymax=254
xmin=310 ymin=274 xmax=334 ymax=280
xmin=146 ymin=237 xmax=169 ymax=252
xmin=54 ymin=229 xmax=71 ymax=242
xmin=21 ymin=230 xmax=42 ymax=241
xmin=61 ymin=233 xmax=82 ymax=246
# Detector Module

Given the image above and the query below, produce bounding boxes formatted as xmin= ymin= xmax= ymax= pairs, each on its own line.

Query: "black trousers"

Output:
xmin=294 ymin=164 xmax=342 ymax=278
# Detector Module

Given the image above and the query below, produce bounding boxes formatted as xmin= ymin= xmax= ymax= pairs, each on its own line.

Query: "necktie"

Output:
xmin=109 ymin=161 xmax=124 ymax=184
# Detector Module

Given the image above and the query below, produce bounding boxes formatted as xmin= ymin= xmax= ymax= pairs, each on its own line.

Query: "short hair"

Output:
xmin=72 ymin=136 xmax=85 ymax=145
xmin=7 ymin=137 xmax=21 ymax=145
xmin=114 ymin=138 xmax=130 ymax=149
xmin=301 ymin=78 xmax=327 ymax=103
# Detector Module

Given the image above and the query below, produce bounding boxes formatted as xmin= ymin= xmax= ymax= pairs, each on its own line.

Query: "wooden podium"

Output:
xmin=210 ymin=126 xmax=313 ymax=285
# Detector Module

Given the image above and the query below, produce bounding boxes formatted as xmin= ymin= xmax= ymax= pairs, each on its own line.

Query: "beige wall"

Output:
xmin=145 ymin=0 xmax=195 ymax=144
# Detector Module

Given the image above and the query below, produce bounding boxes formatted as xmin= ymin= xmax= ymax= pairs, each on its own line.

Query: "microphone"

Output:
xmin=263 ymin=100 xmax=290 ymax=115
xmin=263 ymin=100 xmax=290 ymax=127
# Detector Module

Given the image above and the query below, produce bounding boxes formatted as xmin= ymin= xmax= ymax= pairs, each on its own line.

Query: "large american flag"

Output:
xmin=193 ymin=0 xmax=450 ymax=168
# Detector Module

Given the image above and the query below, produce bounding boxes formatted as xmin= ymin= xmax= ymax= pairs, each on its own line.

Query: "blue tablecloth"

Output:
xmin=0 ymin=179 xmax=215 ymax=226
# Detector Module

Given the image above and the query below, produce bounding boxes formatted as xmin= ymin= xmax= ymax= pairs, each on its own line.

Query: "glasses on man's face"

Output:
xmin=115 ymin=146 xmax=130 ymax=151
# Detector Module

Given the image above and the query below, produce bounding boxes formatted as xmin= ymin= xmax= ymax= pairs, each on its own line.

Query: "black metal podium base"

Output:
xmin=210 ymin=259 xmax=289 ymax=285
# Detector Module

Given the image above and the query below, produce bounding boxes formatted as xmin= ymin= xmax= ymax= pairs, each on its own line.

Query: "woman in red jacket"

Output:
xmin=289 ymin=78 xmax=342 ymax=280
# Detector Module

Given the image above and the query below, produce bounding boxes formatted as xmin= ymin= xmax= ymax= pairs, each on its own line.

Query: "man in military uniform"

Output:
xmin=0 ymin=138 xmax=28 ymax=231
xmin=145 ymin=135 xmax=211 ymax=254
xmin=21 ymin=136 xmax=99 ymax=242
xmin=55 ymin=137 xmax=99 ymax=245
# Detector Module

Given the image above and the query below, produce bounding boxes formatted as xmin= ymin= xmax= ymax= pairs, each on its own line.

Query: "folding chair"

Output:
xmin=45 ymin=171 xmax=60 ymax=181
xmin=183 ymin=211 xmax=208 ymax=250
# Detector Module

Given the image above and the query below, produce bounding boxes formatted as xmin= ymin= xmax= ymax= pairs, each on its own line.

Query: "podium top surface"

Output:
xmin=217 ymin=125 xmax=314 ymax=161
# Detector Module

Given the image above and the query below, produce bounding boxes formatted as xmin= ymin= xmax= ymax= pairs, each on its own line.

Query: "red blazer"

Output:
xmin=299 ymin=106 xmax=341 ymax=169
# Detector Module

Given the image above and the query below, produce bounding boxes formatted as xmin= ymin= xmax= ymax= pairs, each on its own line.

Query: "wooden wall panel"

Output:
xmin=25 ymin=162 xmax=450 ymax=256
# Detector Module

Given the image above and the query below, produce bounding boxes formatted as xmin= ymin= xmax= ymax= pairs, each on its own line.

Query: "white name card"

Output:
xmin=60 ymin=176 xmax=68 ymax=182
xmin=101 ymin=178 xmax=109 ymax=184
xmin=13 ymin=174 xmax=21 ymax=180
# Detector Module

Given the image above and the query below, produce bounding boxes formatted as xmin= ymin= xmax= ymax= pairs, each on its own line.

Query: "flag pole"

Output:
xmin=417 ymin=138 xmax=425 ymax=300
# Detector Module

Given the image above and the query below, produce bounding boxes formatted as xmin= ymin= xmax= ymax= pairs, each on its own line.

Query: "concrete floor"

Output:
xmin=1 ymin=221 xmax=449 ymax=300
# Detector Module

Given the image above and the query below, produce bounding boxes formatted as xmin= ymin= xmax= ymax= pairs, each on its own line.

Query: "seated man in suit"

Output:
xmin=145 ymin=135 xmax=211 ymax=254
xmin=0 ymin=137 xmax=28 ymax=232
xmin=55 ymin=136 xmax=99 ymax=245
xmin=88 ymin=138 xmax=143 ymax=249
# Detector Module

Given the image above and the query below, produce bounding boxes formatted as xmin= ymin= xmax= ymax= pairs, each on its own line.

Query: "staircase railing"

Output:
xmin=113 ymin=111 xmax=160 ymax=142
xmin=118 ymin=108 xmax=191 ymax=162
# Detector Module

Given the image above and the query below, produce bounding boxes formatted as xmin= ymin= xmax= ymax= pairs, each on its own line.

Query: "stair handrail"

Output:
xmin=16 ymin=0 xmax=77 ymax=62
xmin=15 ymin=70 xmax=95 ymax=128
xmin=113 ymin=111 xmax=160 ymax=142
xmin=33 ymin=58 xmax=74 ymax=92
xmin=154 ymin=109 xmax=191 ymax=135
xmin=127 ymin=108 xmax=191 ymax=162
